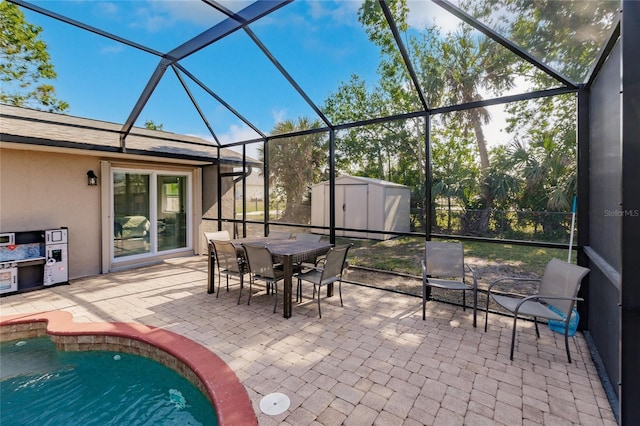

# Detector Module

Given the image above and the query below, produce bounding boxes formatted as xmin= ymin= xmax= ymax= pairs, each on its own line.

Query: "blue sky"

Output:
xmin=20 ymin=0 xmax=468 ymax=147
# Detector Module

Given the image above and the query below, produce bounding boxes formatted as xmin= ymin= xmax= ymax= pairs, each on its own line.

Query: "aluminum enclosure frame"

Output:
xmin=6 ymin=1 xmax=637 ymax=422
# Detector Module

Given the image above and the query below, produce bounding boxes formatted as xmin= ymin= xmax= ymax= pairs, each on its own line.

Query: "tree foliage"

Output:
xmin=0 ymin=1 xmax=68 ymax=112
xmin=259 ymin=117 xmax=327 ymax=223
xmin=273 ymin=0 xmax=614 ymax=240
xmin=144 ymin=120 xmax=164 ymax=131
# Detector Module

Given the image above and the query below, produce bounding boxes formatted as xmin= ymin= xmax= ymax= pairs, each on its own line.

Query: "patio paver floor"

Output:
xmin=0 ymin=256 xmax=616 ymax=426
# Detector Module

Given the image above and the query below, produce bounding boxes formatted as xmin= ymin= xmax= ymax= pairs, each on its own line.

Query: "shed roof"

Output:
xmin=313 ymin=175 xmax=410 ymax=189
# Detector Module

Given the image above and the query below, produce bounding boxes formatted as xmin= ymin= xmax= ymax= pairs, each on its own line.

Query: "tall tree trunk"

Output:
xmin=470 ymin=111 xmax=493 ymax=234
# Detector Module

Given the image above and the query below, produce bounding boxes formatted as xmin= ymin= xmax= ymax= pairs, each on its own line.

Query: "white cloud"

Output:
xmin=271 ymin=108 xmax=288 ymax=124
xmin=129 ymin=0 xmax=235 ymax=32
xmin=217 ymin=123 xmax=261 ymax=146
xmin=95 ymin=2 xmax=119 ymax=17
xmin=100 ymin=44 xmax=124 ymax=54
xmin=308 ymin=0 xmax=361 ymax=27
xmin=407 ymin=1 xmax=461 ymax=34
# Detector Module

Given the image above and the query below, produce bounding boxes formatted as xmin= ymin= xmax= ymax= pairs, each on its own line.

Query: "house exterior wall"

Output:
xmin=0 ymin=148 xmax=102 ymax=279
xmin=199 ymin=163 xmax=235 ymax=254
xmin=1 ymin=147 xmax=205 ymax=279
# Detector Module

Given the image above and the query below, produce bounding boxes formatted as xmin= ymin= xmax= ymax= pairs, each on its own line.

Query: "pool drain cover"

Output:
xmin=260 ymin=392 xmax=290 ymax=415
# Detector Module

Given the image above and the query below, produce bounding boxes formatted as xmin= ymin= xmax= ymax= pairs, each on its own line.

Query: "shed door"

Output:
xmin=336 ymin=184 xmax=368 ymax=236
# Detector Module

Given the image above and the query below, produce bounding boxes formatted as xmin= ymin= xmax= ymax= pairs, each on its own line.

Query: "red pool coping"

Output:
xmin=0 ymin=311 xmax=257 ymax=426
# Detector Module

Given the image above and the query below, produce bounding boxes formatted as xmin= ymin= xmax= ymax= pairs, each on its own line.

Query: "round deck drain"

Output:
xmin=259 ymin=392 xmax=290 ymax=415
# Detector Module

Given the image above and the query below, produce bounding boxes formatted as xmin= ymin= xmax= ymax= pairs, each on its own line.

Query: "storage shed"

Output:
xmin=311 ymin=176 xmax=411 ymax=240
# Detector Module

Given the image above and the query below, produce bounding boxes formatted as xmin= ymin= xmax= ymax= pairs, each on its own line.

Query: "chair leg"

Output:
xmin=472 ymin=288 xmax=478 ymax=328
xmin=565 ymin=331 xmax=572 ymax=363
xmin=317 ymin=285 xmax=322 ymax=318
xmin=296 ymin=278 xmax=301 ymax=303
xmin=510 ymin=314 xmax=519 ymax=360
xmin=484 ymin=292 xmax=491 ymax=332
xmin=247 ymin=276 xmax=253 ymax=305
xmin=534 ymin=317 xmax=540 ymax=338
xmin=237 ymin=275 xmax=243 ymax=305
xmin=462 ymin=290 xmax=466 ymax=311
xmin=273 ymin=281 xmax=278 ymax=314
xmin=422 ymin=284 xmax=427 ymax=320
xmin=339 ymin=280 xmax=343 ymax=307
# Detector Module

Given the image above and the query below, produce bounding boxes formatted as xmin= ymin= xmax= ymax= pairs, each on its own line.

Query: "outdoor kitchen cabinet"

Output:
xmin=0 ymin=228 xmax=68 ymax=296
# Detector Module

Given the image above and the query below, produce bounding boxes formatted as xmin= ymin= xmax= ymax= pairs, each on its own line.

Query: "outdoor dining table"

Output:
xmin=208 ymin=237 xmax=332 ymax=318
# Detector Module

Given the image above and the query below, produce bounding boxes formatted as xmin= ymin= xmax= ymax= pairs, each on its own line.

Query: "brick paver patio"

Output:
xmin=0 ymin=256 xmax=616 ymax=425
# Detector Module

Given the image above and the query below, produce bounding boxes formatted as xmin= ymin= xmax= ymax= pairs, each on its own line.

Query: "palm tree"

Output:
xmin=430 ymin=28 xmax=515 ymax=234
xmin=357 ymin=0 xmax=516 ymax=234
xmin=258 ymin=117 xmax=327 ymax=223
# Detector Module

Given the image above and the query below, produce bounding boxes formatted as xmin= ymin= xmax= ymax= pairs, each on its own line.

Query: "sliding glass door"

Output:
xmin=113 ymin=169 xmax=190 ymax=260
xmin=157 ymin=174 xmax=187 ymax=252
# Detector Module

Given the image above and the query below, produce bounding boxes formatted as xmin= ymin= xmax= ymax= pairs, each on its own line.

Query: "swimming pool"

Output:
xmin=1 ymin=337 xmax=218 ymax=425
xmin=0 ymin=311 xmax=258 ymax=426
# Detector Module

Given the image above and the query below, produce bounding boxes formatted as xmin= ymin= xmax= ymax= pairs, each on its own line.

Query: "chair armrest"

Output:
xmin=487 ymin=277 xmax=541 ymax=294
xmin=513 ymin=295 xmax=584 ymax=315
xmin=464 ymin=263 xmax=478 ymax=290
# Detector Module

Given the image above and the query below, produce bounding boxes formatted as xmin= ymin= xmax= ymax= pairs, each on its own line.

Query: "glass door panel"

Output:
xmin=157 ymin=175 xmax=187 ymax=252
xmin=113 ymin=172 xmax=151 ymax=258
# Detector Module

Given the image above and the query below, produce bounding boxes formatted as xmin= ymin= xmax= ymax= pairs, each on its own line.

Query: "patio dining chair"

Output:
xmin=422 ymin=241 xmax=478 ymax=327
xmin=293 ymin=233 xmax=323 ymax=275
xmin=242 ymin=244 xmax=285 ymax=313
xmin=212 ymin=240 xmax=249 ymax=304
xmin=484 ymin=258 xmax=590 ymax=362
xmin=204 ymin=231 xmax=231 ymax=292
xmin=295 ymin=244 xmax=352 ymax=318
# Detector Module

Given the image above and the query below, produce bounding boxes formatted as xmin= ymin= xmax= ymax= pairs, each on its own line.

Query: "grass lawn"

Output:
xmin=341 ymin=236 xmax=570 ymax=277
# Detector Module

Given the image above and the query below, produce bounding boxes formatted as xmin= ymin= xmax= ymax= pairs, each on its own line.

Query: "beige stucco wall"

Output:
xmin=0 ymin=148 xmax=102 ymax=279
xmin=1 ymin=146 xmax=206 ymax=279
xmin=199 ymin=164 xmax=236 ymax=254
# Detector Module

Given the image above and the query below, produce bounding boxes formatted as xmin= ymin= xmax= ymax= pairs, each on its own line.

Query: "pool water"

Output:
xmin=0 ymin=337 xmax=218 ymax=426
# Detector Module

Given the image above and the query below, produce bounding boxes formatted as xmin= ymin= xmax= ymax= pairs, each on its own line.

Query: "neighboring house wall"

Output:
xmin=0 ymin=148 xmax=102 ymax=279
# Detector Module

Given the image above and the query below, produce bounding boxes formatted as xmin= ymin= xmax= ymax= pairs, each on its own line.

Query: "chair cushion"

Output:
xmin=425 ymin=278 xmax=469 ymax=291
xmin=492 ymin=295 xmax=564 ymax=320
xmin=296 ymin=269 xmax=322 ymax=284
xmin=255 ymin=268 xmax=285 ymax=281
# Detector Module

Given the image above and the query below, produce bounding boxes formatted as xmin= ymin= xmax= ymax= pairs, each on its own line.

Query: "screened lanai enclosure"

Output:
xmin=2 ymin=0 xmax=639 ymax=424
